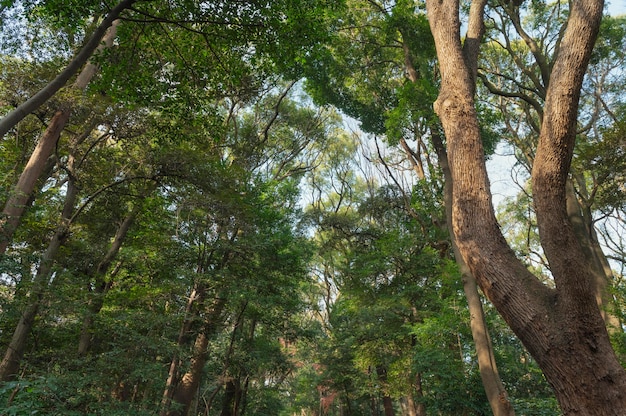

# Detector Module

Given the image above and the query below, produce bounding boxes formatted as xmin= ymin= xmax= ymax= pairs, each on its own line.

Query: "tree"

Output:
xmin=478 ymin=6 xmax=626 ymax=334
xmin=0 ymin=1 xmax=132 ymax=255
xmin=425 ymin=0 xmax=626 ymax=413
xmin=303 ymin=1 xmax=513 ymax=413
xmin=0 ymin=0 xmax=136 ymax=138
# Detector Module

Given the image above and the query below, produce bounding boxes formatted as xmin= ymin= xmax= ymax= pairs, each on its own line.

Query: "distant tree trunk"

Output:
xmin=78 ymin=206 xmax=141 ymax=355
xmin=0 ymin=18 xmax=122 ymax=256
xmin=426 ymin=0 xmax=626 ymax=413
xmin=375 ymin=366 xmax=395 ymax=416
xmin=431 ymin=131 xmax=515 ymax=416
xmin=370 ymin=395 xmax=379 ymax=416
xmin=219 ymin=377 xmax=240 ymax=416
xmin=565 ymin=178 xmax=621 ymax=332
xmin=160 ymin=280 xmax=208 ymax=412
xmin=173 ymin=330 xmax=209 ymax=416
xmin=165 ymin=297 xmax=227 ymax=416
xmin=237 ymin=374 xmax=250 ymax=416
xmin=161 ymin=228 xmax=237 ymax=415
xmin=400 ymin=396 xmax=416 ymax=416
xmin=413 ymin=373 xmax=425 ymax=416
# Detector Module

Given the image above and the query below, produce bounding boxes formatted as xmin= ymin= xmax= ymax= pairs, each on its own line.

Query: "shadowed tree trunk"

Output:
xmin=0 ymin=145 xmax=81 ymax=381
xmin=565 ymin=178 xmax=622 ymax=332
xmin=78 ymin=204 xmax=143 ymax=355
xmin=425 ymin=0 xmax=626 ymax=413
xmin=375 ymin=366 xmax=395 ymax=416
xmin=433 ymin=132 xmax=515 ymax=416
xmin=399 ymin=32 xmax=514 ymax=414
xmin=160 ymin=280 xmax=208 ymax=413
xmin=219 ymin=377 xmax=241 ymax=416
xmin=164 ymin=297 xmax=227 ymax=416
xmin=161 ymin=226 xmax=237 ymax=415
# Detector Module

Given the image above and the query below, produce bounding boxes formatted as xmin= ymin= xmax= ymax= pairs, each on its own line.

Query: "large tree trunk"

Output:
xmin=425 ymin=0 xmax=626 ymax=414
xmin=0 ymin=18 xmax=122 ymax=256
xmin=0 ymin=109 xmax=70 ymax=255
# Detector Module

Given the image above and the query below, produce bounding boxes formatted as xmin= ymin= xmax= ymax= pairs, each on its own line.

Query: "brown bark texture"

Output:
xmin=425 ymin=0 xmax=626 ymax=414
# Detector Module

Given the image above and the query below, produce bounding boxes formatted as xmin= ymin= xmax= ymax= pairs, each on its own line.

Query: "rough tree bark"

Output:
xmin=480 ymin=1 xmax=622 ymax=335
xmin=0 ymin=16 xmax=123 ymax=256
xmin=425 ymin=0 xmax=626 ymax=413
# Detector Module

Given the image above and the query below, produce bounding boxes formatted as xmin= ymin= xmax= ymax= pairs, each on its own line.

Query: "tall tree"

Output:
xmin=303 ymin=1 xmax=513 ymax=413
xmin=478 ymin=6 xmax=626 ymax=333
xmin=0 ymin=0 xmax=136 ymax=138
xmin=425 ymin=0 xmax=626 ymax=413
xmin=0 ymin=8 xmax=127 ymax=255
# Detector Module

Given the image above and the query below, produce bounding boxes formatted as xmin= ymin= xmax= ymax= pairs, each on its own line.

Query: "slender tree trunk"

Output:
xmin=0 ymin=1 xmax=133 ymax=138
xmin=413 ymin=373 xmax=426 ymax=416
xmin=219 ymin=377 xmax=240 ymax=416
xmin=399 ymin=31 xmax=514 ymax=414
xmin=160 ymin=281 xmax=208 ymax=412
xmin=0 ymin=19 xmax=122 ymax=256
xmin=237 ymin=374 xmax=250 ymax=416
xmin=0 ymin=155 xmax=80 ymax=381
xmin=78 ymin=206 xmax=140 ymax=355
xmin=370 ymin=395 xmax=379 ymax=416
xmin=173 ymin=330 xmax=210 ymax=416
xmin=161 ymin=229 xmax=236 ymax=415
xmin=375 ymin=366 xmax=395 ymax=416
xmin=432 ymin=131 xmax=515 ymax=416
xmin=565 ymin=178 xmax=621 ymax=332
xmin=426 ymin=0 xmax=626 ymax=413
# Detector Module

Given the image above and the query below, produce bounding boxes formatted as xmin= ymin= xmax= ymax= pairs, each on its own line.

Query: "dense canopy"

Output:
xmin=0 ymin=1 xmax=625 ymax=415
